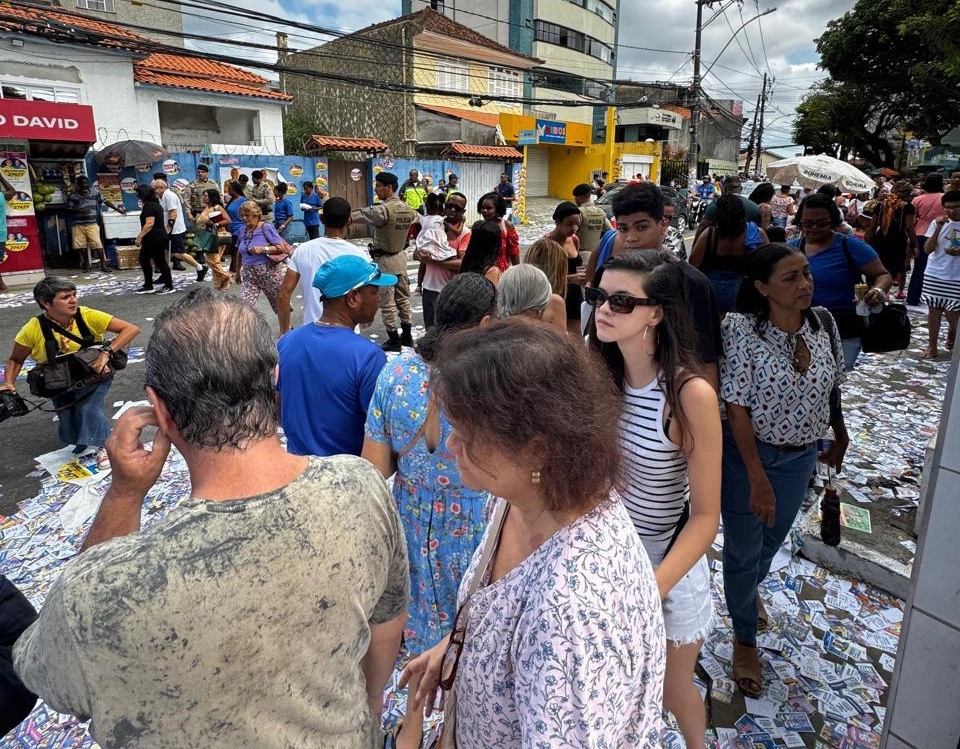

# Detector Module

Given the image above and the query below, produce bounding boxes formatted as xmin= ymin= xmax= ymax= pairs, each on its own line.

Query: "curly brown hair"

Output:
xmin=431 ymin=319 xmax=623 ymax=513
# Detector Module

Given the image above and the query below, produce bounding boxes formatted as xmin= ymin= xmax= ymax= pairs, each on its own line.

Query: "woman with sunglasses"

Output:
xmin=587 ymin=250 xmax=721 ymax=749
xmin=787 ymin=194 xmax=892 ymax=370
xmin=720 ymin=244 xmax=848 ymax=697
xmin=400 ymin=320 xmax=665 ymax=749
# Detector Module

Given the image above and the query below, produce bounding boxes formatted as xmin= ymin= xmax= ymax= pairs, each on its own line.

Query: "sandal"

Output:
xmin=756 ymin=592 xmax=769 ymax=632
xmin=919 ymin=347 xmax=940 ymax=360
xmin=733 ymin=639 xmax=763 ymax=697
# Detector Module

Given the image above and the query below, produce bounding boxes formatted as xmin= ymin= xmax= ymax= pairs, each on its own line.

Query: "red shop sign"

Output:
xmin=0 ymin=99 xmax=96 ymax=143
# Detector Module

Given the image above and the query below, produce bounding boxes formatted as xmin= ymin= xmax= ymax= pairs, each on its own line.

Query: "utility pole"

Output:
xmin=686 ymin=0 xmax=712 ymax=192
xmin=755 ymin=73 xmax=770 ymax=176
xmin=743 ymin=90 xmax=761 ymax=176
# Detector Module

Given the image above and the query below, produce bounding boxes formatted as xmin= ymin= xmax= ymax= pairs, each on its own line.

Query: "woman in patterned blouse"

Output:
xmin=400 ymin=320 xmax=666 ymax=749
xmin=719 ymin=244 xmax=848 ymax=697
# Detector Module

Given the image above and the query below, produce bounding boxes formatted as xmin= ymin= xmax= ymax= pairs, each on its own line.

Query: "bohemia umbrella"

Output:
xmin=766 ymin=154 xmax=875 ymax=194
xmin=94 ymin=140 xmax=168 ymax=170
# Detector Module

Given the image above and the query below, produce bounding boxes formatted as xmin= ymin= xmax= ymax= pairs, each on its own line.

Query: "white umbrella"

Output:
xmin=765 ymin=154 xmax=875 ymax=194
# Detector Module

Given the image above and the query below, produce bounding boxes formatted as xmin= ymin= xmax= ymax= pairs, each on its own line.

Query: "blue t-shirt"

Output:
xmin=301 ymin=192 xmax=322 ymax=227
xmin=495 ymin=182 xmax=516 ymax=200
xmin=277 ymin=324 xmax=387 ymax=457
xmin=593 ymin=228 xmax=619 ymax=269
xmin=226 ymin=196 xmax=248 ymax=236
xmin=788 ymin=233 xmax=878 ymax=311
xmin=273 ymin=197 xmax=294 ymax=225
xmin=696 ymin=184 xmax=716 ymax=200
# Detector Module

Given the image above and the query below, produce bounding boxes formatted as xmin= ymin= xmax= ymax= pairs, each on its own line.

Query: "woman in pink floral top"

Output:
xmin=401 ymin=320 xmax=666 ymax=749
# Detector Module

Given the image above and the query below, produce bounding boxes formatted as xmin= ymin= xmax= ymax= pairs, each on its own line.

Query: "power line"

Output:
xmin=737 ymin=2 xmax=763 ymax=76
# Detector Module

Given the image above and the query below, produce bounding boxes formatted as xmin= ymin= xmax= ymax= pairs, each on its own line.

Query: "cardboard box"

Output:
xmin=115 ymin=245 xmax=140 ymax=270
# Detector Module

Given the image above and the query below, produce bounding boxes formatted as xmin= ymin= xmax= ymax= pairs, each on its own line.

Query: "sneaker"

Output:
xmin=134 ymin=286 xmax=155 ymax=294
xmin=155 ymin=285 xmax=176 ymax=295
xmin=196 ymin=266 xmax=209 ymax=283
xmin=153 ymin=277 xmax=163 ymax=285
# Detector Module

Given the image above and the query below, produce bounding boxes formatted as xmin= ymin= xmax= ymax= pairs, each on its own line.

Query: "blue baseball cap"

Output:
xmin=312 ymin=255 xmax=397 ymax=300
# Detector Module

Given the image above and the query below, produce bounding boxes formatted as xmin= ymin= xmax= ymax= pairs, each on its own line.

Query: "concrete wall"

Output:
xmin=68 ymin=0 xmax=185 ymax=47
xmin=535 ymin=0 xmax=615 ymax=45
xmin=882 ymin=353 xmax=960 ymax=749
xmin=547 ymin=143 xmax=607 ymax=199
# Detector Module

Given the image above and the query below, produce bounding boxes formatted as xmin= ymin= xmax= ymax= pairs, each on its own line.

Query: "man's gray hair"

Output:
xmin=145 ymin=288 xmax=278 ymax=450
xmin=33 ymin=276 xmax=77 ymax=308
xmin=497 ymin=264 xmax=552 ymax=318
xmin=150 ymin=179 xmax=167 ymax=190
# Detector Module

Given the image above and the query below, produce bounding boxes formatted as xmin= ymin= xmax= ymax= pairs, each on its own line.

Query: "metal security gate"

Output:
xmin=455 ymin=161 xmax=506 ymax=223
xmin=525 ymin=147 xmax=550 ymax=197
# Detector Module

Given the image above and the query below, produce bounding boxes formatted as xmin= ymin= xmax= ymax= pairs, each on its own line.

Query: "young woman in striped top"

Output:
xmin=588 ymin=250 xmax=721 ymax=749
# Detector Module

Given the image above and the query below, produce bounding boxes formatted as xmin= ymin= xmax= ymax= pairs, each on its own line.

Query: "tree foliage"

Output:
xmin=794 ymin=0 xmax=960 ymax=165
xmin=282 ymin=108 xmax=317 ymax=157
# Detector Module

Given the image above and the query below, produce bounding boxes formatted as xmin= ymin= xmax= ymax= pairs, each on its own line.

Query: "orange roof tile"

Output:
xmin=139 ymin=53 xmax=268 ymax=85
xmin=442 ymin=143 xmax=523 ymax=160
xmin=134 ymin=69 xmax=292 ymax=101
xmin=663 ymin=104 xmax=691 ymax=119
xmin=0 ymin=1 xmax=146 ymax=51
xmin=416 ymin=105 xmax=501 ymax=128
xmin=305 ymin=135 xmax=389 ymax=152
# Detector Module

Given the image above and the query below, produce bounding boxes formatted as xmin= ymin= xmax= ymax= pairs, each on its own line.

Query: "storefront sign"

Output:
xmin=0 ymin=100 xmax=95 ymax=142
xmin=518 ymin=129 xmax=538 ymax=146
xmin=536 ymin=119 xmax=566 ymax=144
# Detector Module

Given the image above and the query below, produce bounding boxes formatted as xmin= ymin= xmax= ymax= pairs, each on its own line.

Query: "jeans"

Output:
xmin=0 ymin=575 xmax=38 ymax=735
xmin=53 ymin=377 xmax=113 ymax=448
xmin=841 ymin=337 xmax=861 ymax=371
xmin=706 ymin=269 xmax=743 ymax=314
xmin=720 ymin=421 xmax=817 ymax=646
xmin=906 ymin=236 xmax=927 ymax=305
xmin=422 ymin=288 xmax=439 ymax=329
xmin=305 ymin=225 xmax=320 ymax=240
xmin=772 ymin=216 xmax=788 ymax=228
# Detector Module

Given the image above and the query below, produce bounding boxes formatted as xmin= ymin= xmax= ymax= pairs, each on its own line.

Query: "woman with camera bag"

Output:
xmin=0 ymin=277 xmax=139 ymax=455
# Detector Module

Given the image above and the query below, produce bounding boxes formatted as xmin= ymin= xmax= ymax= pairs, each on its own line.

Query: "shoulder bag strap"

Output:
xmin=36 ymin=315 xmax=61 ymax=363
xmin=466 ymin=499 xmax=509 ymax=597
xmin=41 ymin=313 xmax=96 ymax=348
xmin=839 ymin=235 xmax=866 ymax=284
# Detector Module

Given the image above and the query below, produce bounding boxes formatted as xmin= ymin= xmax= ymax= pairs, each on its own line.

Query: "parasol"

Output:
xmin=766 ymin=154 xmax=875 ymax=195
xmin=94 ymin=140 xmax=168 ymax=170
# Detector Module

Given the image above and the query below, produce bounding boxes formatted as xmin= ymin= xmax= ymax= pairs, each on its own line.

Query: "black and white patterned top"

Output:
xmin=720 ymin=310 xmax=845 ymax=445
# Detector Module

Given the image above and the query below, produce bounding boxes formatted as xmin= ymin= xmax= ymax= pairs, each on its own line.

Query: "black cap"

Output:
xmin=197 ymin=164 xmax=209 ymax=173
xmin=376 ymin=171 xmax=399 ymax=189
xmin=572 ymin=183 xmax=593 ymax=197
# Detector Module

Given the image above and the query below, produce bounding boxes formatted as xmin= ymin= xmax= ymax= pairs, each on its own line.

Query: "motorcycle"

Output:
xmin=688 ymin=193 xmax=708 ymax=227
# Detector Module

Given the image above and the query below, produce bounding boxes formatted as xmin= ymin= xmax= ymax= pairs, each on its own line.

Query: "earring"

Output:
xmin=531 ymin=470 xmax=541 ymax=484
xmin=642 ymin=326 xmax=649 ymax=341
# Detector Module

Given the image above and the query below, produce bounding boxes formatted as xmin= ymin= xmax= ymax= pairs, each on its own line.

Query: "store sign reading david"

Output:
xmin=0 ymin=100 xmax=96 ymax=142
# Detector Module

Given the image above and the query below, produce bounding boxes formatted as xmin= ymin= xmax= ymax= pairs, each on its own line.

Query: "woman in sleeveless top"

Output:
xmin=587 ymin=250 xmax=721 ymax=749
xmin=545 ymin=201 xmax=584 ymax=334
xmin=689 ymin=194 xmax=769 ymax=314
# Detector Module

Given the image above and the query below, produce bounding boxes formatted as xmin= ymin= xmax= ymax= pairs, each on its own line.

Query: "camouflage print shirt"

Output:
xmin=13 ymin=455 xmax=409 ymax=749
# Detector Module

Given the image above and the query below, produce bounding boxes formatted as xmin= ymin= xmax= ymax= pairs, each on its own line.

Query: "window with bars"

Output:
xmin=0 ymin=81 xmax=83 ymax=103
xmin=487 ymin=67 xmax=521 ymax=99
xmin=436 ymin=61 xmax=469 ymax=93
xmin=76 ymin=0 xmax=116 ymax=12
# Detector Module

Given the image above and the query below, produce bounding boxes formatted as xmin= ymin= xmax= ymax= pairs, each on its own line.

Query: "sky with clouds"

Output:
xmin=185 ymin=0 xmax=846 ymax=152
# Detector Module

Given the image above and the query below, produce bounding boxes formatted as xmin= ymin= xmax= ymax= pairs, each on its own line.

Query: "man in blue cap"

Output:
xmin=277 ymin=255 xmax=394 ymax=457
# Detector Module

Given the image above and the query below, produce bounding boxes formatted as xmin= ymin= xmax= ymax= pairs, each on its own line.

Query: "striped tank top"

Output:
xmin=619 ymin=377 xmax=690 ymax=540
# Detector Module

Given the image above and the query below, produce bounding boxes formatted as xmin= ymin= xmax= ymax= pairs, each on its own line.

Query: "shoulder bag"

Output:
xmin=261 ymin=222 xmax=294 ymax=263
xmin=26 ymin=314 xmax=126 ymax=398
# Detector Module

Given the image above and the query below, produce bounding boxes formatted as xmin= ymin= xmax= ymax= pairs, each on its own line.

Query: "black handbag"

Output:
xmin=26 ymin=313 xmax=123 ymax=397
xmin=861 ymin=303 xmax=912 ymax=353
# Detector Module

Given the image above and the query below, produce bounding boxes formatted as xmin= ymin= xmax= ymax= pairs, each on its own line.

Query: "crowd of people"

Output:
xmin=0 ymin=168 xmax=955 ymax=748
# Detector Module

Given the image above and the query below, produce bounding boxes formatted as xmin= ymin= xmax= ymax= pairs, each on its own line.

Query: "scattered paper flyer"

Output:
xmin=840 ymin=502 xmax=873 ymax=533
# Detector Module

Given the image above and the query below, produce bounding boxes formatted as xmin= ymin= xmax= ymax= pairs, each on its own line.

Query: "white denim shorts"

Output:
xmin=642 ymin=536 xmax=714 ymax=646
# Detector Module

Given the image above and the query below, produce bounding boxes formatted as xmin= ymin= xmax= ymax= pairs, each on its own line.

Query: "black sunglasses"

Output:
xmin=445 ymin=203 xmax=465 ymax=212
xmin=584 ymin=286 xmax=660 ymax=313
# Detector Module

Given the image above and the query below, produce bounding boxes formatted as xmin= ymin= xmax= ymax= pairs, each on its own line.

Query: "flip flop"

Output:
xmin=919 ymin=348 xmax=940 ymax=360
xmin=756 ymin=592 xmax=769 ymax=632
xmin=733 ymin=639 xmax=763 ymax=697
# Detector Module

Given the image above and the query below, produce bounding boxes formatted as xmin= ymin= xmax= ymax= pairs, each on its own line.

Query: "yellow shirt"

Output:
xmin=15 ymin=307 xmax=113 ymax=364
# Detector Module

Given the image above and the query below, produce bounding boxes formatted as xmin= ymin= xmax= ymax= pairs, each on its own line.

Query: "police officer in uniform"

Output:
xmin=573 ymin=183 xmax=612 ymax=264
xmin=352 ymin=172 xmax=418 ymax=351
xmin=184 ymin=164 xmax=221 ymax=224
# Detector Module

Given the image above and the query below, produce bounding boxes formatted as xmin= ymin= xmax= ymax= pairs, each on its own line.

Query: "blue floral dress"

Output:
xmin=365 ymin=350 xmax=488 ymax=655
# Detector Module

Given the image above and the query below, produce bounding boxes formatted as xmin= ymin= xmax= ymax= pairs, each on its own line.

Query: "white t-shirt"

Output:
xmin=287 ymin=237 xmax=368 ymax=324
xmin=924 ymin=219 xmax=960 ymax=281
xmin=159 ymin=189 xmax=186 ymax=235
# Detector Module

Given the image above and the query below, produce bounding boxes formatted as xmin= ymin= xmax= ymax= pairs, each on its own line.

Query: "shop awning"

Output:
xmin=304 ymin=136 xmax=388 ymax=153
xmin=0 ymin=99 xmax=96 ymax=143
xmin=442 ymin=143 xmax=523 ymax=160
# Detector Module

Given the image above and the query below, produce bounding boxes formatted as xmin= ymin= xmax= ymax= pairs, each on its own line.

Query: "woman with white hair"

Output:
xmin=496 ymin=264 xmax=566 ymax=331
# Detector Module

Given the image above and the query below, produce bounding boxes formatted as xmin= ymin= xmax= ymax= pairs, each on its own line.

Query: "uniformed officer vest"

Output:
xmin=376 ymin=200 xmax=418 ymax=253
xmin=577 ymin=205 xmax=609 ymax=253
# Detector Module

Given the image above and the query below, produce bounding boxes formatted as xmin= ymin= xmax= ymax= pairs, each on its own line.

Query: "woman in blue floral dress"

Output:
xmin=362 ymin=274 xmax=497 ymax=656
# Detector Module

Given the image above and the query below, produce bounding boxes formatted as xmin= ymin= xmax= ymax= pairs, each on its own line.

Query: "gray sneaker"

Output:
xmin=155 ymin=286 xmax=176 ymax=295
